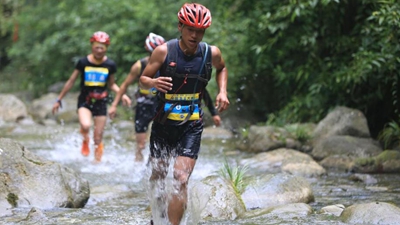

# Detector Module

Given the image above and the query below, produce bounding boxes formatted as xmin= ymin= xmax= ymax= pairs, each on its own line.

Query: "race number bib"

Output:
xmin=84 ymin=66 xmax=109 ymax=87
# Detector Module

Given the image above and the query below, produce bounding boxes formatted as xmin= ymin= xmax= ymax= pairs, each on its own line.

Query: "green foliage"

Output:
xmin=0 ymin=0 xmax=22 ymax=71
xmin=284 ymin=123 xmax=312 ymax=144
xmin=218 ymin=160 xmax=248 ymax=195
xmin=214 ymin=0 xmax=400 ymax=136
xmin=2 ymin=0 xmax=400 ymax=138
xmin=6 ymin=0 xmax=207 ymax=95
xmin=6 ymin=193 xmax=18 ymax=207
xmin=239 ymin=127 xmax=249 ymax=139
xmin=377 ymin=121 xmax=400 ymax=149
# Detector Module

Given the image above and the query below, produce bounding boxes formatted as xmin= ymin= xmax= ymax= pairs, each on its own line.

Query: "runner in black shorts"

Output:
xmin=139 ymin=3 xmax=230 ymax=225
xmin=77 ymin=84 xmax=109 ymax=117
xmin=109 ymin=32 xmax=166 ymax=161
xmin=52 ymin=31 xmax=129 ymax=163
xmin=134 ymin=96 xmax=157 ymax=133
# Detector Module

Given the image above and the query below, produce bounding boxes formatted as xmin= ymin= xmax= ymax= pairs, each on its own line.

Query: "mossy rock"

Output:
xmin=351 ymin=150 xmax=400 ymax=173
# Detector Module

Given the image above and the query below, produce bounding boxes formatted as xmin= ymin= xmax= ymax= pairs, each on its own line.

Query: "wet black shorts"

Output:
xmin=134 ymin=98 xmax=157 ymax=133
xmin=149 ymin=119 xmax=204 ymax=159
xmin=77 ymin=97 xmax=107 ymax=116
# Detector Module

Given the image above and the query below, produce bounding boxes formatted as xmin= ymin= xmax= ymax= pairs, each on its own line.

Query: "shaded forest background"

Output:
xmin=0 ymin=0 xmax=399 ymax=138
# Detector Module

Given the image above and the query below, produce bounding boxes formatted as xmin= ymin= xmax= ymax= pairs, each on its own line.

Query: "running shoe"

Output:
xmin=94 ymin=142 xmax=104 ymax=162
xmin=81 ymin=140 xmax=90 ymax=156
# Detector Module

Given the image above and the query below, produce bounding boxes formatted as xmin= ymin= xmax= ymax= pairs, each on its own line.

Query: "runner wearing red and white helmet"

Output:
xmin=139 ymin=3 xmax=229 ymax=225
xmin=145 ymin=32 xmax=165 ymax=52
xmin=52 ymin=31 xmax=130 ymax=163
xmin=109 ymin=32 xmax=165 ymax=162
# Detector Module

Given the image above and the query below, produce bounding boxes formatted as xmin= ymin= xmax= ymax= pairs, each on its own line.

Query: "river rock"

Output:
xmin=24 ymin=207 xmax=48 ymax=222
xmin=319 ymin=204 xmax=345 ymax=216
xmin=313 ymin=106 xmax=371 ymax=141
xmin=0 ymin=94 xmax=28 ymax=122
xmin=189 ymin=175 xmax=246 ymax=222
xmin=245 ymin=125 xmax=300 ymax=153
xmin=350 ymin=150 xmax=400 ymax=173
xmin=311 ymin=135 xmax=382 ymax=161
xmin=241 ymin=173 xmax=314 ymax=210
xmin=0 ymin=138 xmax=90 ymax=217
xmin=243 ymin=203 xmax=313 ymax=220
xmin=202 ymin=126 xmax=233 ymax=140
xmin=241 ymin=148 xmax=326 ymax=177
xmin=29 ymin=92 xmax=79 ymax=123
xmin=340 ymin=201 xmax=400 ymax=224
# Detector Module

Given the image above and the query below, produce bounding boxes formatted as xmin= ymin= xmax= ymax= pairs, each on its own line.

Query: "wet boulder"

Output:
xmin=189 ymin=175 xmax=246 ymax=222
xmin=319 ymin=204 xmax=345 ymax=216
xmin=350 ymin=150 xmax=400 ymax=173
xmin=0 ymin=138 xmax=90 ymax=217
xmin=240 ymin=173 xmax=314 ymax=210
xmin=242 ymin=203 xmax=313 ymax=220
xmin=340 ymin=202 xmax=400 ymax=224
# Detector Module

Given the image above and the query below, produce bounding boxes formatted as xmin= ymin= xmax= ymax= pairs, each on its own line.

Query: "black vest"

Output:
xmin=155 ymin=39 xmax=212 ymax=125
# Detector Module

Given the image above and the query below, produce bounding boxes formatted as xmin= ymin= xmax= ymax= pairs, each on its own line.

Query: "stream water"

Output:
xmin=1 ymin=121 xmax=400 ymax=225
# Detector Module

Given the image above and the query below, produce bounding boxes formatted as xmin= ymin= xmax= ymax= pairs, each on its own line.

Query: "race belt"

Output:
xmin=163 ymin=103 xmax=199 ymax=121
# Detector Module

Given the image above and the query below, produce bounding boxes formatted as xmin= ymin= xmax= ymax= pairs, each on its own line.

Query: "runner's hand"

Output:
xmin=215 ymin=92 xmax=229 ymax=112
xmin=212 ymin=115 xmax=221 ymax=127
xmin=121 ymin=94 xmax=132 ymax=107
xmin=154 ymin=77 xmax=173 ymax=93
xmin=52 ymin=102 xmax=60 ymax=114
xmin=108 ymin=105 xmax=117 ymax=119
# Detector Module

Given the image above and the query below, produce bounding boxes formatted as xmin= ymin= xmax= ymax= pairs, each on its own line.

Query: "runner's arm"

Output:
xmin=110 ymin=60 xmax=141 ymax=108
xmin=109 ymin=74 xmax=130 ymax=106
xmin=52 ymin=69 xmax=80 ymax=114
xmin=139 ymin=44 xmax=172 ymax=93
xmin=204 ymin=88 xmax=221 ymax=126
xmin=211 ymin=45 xmax=229 ymax=112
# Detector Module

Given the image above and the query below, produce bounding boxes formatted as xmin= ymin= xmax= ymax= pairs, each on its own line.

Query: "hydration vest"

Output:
xmin=155 ymin=39 xmax=212 ymax=125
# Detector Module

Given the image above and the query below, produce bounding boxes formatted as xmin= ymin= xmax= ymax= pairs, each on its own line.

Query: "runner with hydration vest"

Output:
xmin=139 ymin=3 xmax=230 ymax=225
xmin=109 ymin=32 xmax=166 ymax=162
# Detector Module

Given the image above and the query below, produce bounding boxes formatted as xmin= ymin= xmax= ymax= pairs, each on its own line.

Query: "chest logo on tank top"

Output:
xmin=184 ymin=66 xmax=193 ymax=73
xmin=84 ymin=66 xmax=109 ymax=87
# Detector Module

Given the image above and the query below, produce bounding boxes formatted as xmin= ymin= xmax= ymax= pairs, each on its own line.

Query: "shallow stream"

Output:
xmin=1 ymin=122 xmax=400 ymax=225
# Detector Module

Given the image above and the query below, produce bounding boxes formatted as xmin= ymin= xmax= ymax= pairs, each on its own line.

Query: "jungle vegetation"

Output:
xmin=1 ymin=0 xmax=399 ymax=138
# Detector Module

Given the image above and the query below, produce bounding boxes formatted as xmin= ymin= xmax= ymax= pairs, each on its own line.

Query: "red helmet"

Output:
xmin=177 ymin=3 xmax=212 ymax=29
xmin=90 ymin=31 xmax=110 ymax=45
xmin=145 ymin=32 xmax=165 ymax=52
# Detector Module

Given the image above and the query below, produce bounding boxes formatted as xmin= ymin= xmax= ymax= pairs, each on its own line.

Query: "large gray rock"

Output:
xmin=241 ymin=148 xmax=326 ymax=177
xmin=0 ymin=138 xmax=90 ymax=217
xmin=0 ymin=94 xmax=28 ymax=122
xmin=351 ymin=150 xmax=400 ymax=173
xmin=29 ymin=92 xmax=79 ymax=123
xmin=241 ymin=173 xmax=314 ymax=210
xmin=340 ymin=202 xmax=400 ymax=224
xmin=188 ymin=175 xmax=246 ymax=223
xmin=313 ymin=106 xmax=371 ymax=141
xmin=245 ymin=126 xmax=300 ymax=153
xmin=311 ymin=135 xmax=382 ymax=161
